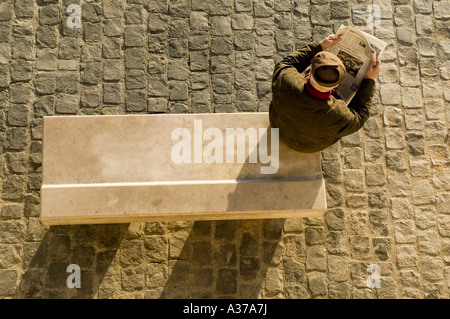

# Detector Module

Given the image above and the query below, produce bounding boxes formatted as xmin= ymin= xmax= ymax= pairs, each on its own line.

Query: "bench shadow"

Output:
xmin=160 ymin=126 xmax=287 ymax=298
xmin=17 ymin=223 xmax=129 ymax=298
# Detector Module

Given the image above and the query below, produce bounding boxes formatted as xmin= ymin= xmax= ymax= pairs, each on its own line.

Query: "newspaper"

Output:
xmin=325 ymin=25 xmax=387 ymax=104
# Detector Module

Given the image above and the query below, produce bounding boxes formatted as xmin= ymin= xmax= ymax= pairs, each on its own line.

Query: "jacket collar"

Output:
xmin=305 ymin=79 xmax=336 ymax=100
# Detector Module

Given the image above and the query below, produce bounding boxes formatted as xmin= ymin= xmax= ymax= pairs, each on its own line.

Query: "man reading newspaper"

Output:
xmin=269 ymin=33 xmax=382 ymax=153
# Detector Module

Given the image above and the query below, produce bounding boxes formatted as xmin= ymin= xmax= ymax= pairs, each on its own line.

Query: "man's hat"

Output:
xmin=311 ymin=51 xmax=346 ymax=88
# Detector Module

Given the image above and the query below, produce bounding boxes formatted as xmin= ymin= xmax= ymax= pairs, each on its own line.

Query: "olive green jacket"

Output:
xmin=269 ymin=41 xmax=376 ymax=153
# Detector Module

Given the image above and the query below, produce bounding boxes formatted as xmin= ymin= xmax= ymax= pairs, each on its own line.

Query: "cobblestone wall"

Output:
xmin=0 ymin=0 xmax=449 ymax=299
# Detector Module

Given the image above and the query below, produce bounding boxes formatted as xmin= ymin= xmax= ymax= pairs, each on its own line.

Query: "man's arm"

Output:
xmin=272 ymin=35 xmax=341 ymax=83
xmin=336 ymin=59 xmax=381 ymax=137
xmin=336 ymin=78 xmax=376 ymax=137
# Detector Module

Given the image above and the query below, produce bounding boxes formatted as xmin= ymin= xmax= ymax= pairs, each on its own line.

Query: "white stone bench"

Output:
xmin=40 ymin=113 xmax=327 ymax=225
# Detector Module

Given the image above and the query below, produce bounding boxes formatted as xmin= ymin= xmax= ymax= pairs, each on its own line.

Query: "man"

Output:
xmin=269 ymin=35 xmax=382 ymax=153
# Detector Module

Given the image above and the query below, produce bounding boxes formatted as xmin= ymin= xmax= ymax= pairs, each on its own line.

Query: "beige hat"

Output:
xmin=311 ymin=51 xmax=346 ymax=88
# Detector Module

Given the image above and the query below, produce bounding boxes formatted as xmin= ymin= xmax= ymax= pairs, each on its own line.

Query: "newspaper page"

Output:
xmin=325 ymin=25 xmax=387 ymax=104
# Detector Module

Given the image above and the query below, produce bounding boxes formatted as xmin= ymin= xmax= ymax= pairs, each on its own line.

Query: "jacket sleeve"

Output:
xmin=336 ymin=78 xmax=376 ymax=137
xmin=272 ymin=41 xmax=323 ymax=84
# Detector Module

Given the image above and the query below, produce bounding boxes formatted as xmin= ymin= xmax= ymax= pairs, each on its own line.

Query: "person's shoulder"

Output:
xmin=277 ymin=67 xmax=307 ymax=89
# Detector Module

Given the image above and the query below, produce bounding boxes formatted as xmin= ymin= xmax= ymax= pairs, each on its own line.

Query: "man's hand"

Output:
xmin=320 ymin=34 xmax=341 ymax=50
xmin=365 ymin=59 xmax=382 ymax=79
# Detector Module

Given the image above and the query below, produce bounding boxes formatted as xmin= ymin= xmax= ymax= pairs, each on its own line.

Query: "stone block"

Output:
xmin=343 ymin=169 xmax=364 ymax=192
xmin=327 ymin=255 xmax=349 ymax=282
xmin=341 ymin=131 xmax=361 ymax=147
xmin=383 ymin=106 xmax=402 ymax=127
xmin=284 ymin=235 xmax=305 ymax=258
xmin=413 ymin=0 xmax=432 ymax=13
xmin=421 ymin=256 xmax=445 ymax=281
xmin=394 ymin=6 xmax=413 ymax=26
xmin=126 ymin=90 xmax=147 ymax=112
xmin=373 ymin=237 xmax=392 ymax=261
xmin=103 ymin=19 xmax=122 ymax=37
xmin=124 ymin=7 xmax=142 ymax=25
xmin=397 ymin=245 xmax=418 ymax=268
xmin=283 ymin=257 xmax=305 ymax=284
xmin=306 ymin=245 xmax=327 ymax=271
xmin=394 ymin=220 xmax=416 ymax=244
xmin=418 ymin=230 xmax=441 ymax=256
xmin=400 ymin=66 xmax=421 ymax=87
xmin=126 ymin=69 xmax=146 ymax=90
xmin=412 ymin=180 xmax=435 ymax=205
xmin=438 ymin=215 xmax=450 ymax=237
xmin=352 ymin=5 xmax=368 ymax=25
xmin=55 ymin=94 xmax=79 ymax=114
xmin=331 ymin=1 xmax=350 ymax=19
xmin=6 ymin=152 xmax=28 ymax=174
xmin=190 ymin=12 xmax=208 ymax=32
xmin=10 ymin=82 xmax=33 ymax=104
xmin=82 ymin=3 xmax=102 ymax=23
xmin=1 ymin=204 xmax=23 ymax=219
xmin=148 ymin=97 xmax=168 ymax=113
xmin=211 ymin=36 xmax=233 ymax=56
xmin=146 ymin=263 xmax=168 ymax=289
xmin=7 ymin=105 xmax=29 ymax=127
xmin=350 ymin=235 xmax=370 ymax=259
xmin=83 ymin=23 xmax=102 ymax=43
xmin=34 ymin=95 xmax=55 ymax=117
xmin=378 ymin=62 xmax=399 ymax=83
xmin=148 ymin=74 xmax=169 ymax=97
xmin=417 ymin=37 xmax=436 ymax=57
xmin=433 ymin=1 xmax=450 ymax=19
xmin=402 ymin=87 xmax=423 ymax=108
xmin=103 ymin=83 xmax=123 ymax=104
xmin=0 ymin=270 xmax=17 ymax=296
xmin=404 ymin=109 xmax=424 ymax=131
xmin=169 ymin=39 xmax=188 ymax=58
xmin=387 ymin=168 xmax=411 ymax=195
xmin=56 ymin=72 xmax=79 ymax=94
xmin=188 ymin=32 xmax=209 ymax=51
xmin=5 ymin=127 xmax=28 ymax=151
xmin=59 ymin=38 xmax=80 ymax=60
xmin=102 ymin=37 xmax=122 ymax=59
xmin=385 ymin=128 xmax=405 ymax=150
xmin=40 ymin=113 xmax=327 ymax=225
xmin=217 ymin=269 xmax=237 ymax=295
xmin=35 ymin=72 xmax=56 ymax=95
xmin=305 ymin=227 xmax=324 ymax=245
xmin=415 ymin=207 xmax=437 ymax=230
xmin=310 ymin=5 xmax=331 ymax=26
xmin=380 ymin=84 xmax=400 ymax=105
xmin=80 ymin=62 xmax=102 ymax=85
xmin=10 ymin=60 xmax=32 ymax=82
xmin=80 ymin=86 xmax=100 ymax=108
xmin=390 ymin=198 xmax=413 ymax=219
xmin=0 ymin=2 xmax=13 ymax=21
xmin=307 ymin=271 xmax=328 ymax=297
xmin=124 ymin=26 xmax=146 ymax=47
xmin=365 ymin=164 xmax=386 ymax=186
xmin=405 ymin=132 xmax=424 ymax=155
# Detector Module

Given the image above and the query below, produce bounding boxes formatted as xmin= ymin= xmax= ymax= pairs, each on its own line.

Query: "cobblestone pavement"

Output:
xmin=0 ymin=0 xmax=449 ymax=299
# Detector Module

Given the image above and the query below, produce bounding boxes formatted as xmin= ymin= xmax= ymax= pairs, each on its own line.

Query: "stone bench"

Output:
xmin=40 ymin=113 xmax=327 ymax=225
